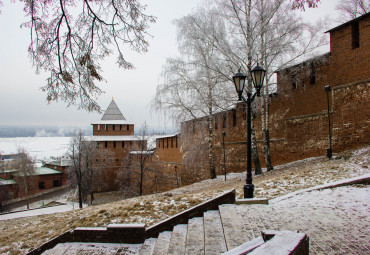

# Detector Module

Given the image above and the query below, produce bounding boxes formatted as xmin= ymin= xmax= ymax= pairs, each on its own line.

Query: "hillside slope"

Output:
xmin=0 ymin=146 xmax=369 ymax=254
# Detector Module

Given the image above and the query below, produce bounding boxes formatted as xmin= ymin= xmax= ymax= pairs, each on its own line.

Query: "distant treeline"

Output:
xmin=0 ymin=126 xmax=92 ymax=138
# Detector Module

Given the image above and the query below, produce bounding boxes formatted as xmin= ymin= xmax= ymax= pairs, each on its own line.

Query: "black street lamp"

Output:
xmin=233 ymin=64 xmax=266 ymax=198
xmin=325 ymin=85 xmax=332 ymax=159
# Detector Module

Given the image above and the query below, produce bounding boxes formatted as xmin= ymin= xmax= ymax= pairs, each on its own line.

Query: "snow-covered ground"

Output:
xmin=0 ymin=136 xmax=72 ymax=161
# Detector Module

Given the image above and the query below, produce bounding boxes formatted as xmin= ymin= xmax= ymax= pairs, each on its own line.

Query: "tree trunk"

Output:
xmin=260 ymin=0 xmax=273 ymax=171
xmin=246 ymin=0 xmax=261 ymax=175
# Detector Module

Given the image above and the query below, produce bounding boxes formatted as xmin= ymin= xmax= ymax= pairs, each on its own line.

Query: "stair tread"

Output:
xmin=204 ymin=210 xmax=227 ymax=254
xmin=152 ymin=231 xmax=172 ymax=255
xmin=138 ymin=238 xmax=157 ymax=255
xmin=219 ymin=204 xmax=250 ymax=250
xmin=167 ymin=224 xmax=188 ymax=255
xmin=185 ymin=217 xmax=205 ymax=255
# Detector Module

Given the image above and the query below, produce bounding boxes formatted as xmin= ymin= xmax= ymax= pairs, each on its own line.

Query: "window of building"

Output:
xmin=192 ymin=121 xmax=196 ymax=134
xmin=175 ymin=136 xmax=178 ymax=148
xmin=98 ymin=125 xmax=101 ymax=131
xmin=171 ymin=137 xmax=173 ymax=148
xmin=53 ymin=180 xmax=60 ymax=187
xmin=96 ymin=142 xmax=99 ymax=148
xmin=310 ymin=62 xmax=316 ymax=85
xmin=167 ymin=138 xmax=169 ymax=148
xmin=127 ymin=125 xmax=130 ymax=131
xmin=112 ymin=125 xmax=115 ymax=131
xmin=130 ymin=141 xmax=133 ymax=146
xmin=122 ymin=141 xmax=125 ymax=148
xmin=352 ymin=21 xmax=359 ymax=49
xmin=120 ymin=125 xmax=122 ymax=131
xmin=105 ymin=124 xmax=108 ymax=131
xmin=162 ymin=139 xmax=165 ymax=148
xmin=105 ymin=141 xmax=108 ymax=148
xmin=215 ymin=116 xmax=218 ymax=130
xmin=292 ymin=73 xmax=297 ymax=90
xmin=223 ymin=114 xmax=227 ymax=128
xmin=116 ymin=159 xmax=119 ymax=162
xmin=232 ymin=109 xmax=237 ymax=126
xmin=113 ymin=141 xmax=116 ymax=148
xmin=39 ymin=181 xmax=45 ymax=189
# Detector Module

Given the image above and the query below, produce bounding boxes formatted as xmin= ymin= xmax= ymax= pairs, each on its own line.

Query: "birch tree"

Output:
xmin=0 ymin=0 xmax=155 ymax=112
xmin=152 ymin=7 xmax=235 ymax=179
xmin=213 ymin=0 xmax=327 ymax=171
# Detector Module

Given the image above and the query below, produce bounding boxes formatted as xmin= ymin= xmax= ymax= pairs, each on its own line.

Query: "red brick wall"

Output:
xmin=92 ymin=124 xmax=134 ymax=136
xmin=177 ymin=14 xmax=370 ymax=179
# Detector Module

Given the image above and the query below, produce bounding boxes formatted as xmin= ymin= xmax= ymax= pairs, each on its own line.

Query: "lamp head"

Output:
xmin=250 ymin=64 xmax=266 ymax=97
xmin=232 ymin=69 xmax=247 ymax=101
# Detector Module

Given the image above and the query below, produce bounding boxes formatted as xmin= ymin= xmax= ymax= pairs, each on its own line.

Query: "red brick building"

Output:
xmin=0 ymin=167 xmax=63 ymax=199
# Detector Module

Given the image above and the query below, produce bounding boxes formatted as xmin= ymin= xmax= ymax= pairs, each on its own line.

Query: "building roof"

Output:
xmin=101 ymin=99 xmax=126 ymax=121
xmin=326 ymin=12 xmax=370 ymax=33
xmin=42 ymin=158 xmax=72 ymax=167
xmin=0 ymin=178 xmax=17 ymax=185
xmin=11 ymin=167 xmax=62 ymax=176
xmin=129 ymin=151 xmax=154 ymax=155
xmin=155 ymin=133 xmax=180 ymax=139
xmin=91 ymin=99 xmax=135 ymax=125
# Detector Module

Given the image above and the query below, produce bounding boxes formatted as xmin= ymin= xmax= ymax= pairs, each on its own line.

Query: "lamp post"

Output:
xmin=324 ymin=85 xmax=332 ymax=159
xmin=232 ymin=64 xmax=266 ymax=198
xmin=222 ymin=132 xmax=226 ymax=181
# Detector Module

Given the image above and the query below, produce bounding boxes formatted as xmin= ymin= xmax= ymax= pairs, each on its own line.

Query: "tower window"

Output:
xmin=352 ymin=22 xmax=359 ymax=49
xmin=112 ymin=125 xmax=115 ymax=131
xmin=122 ymin=141 xmax=125 ymax=148
xmin=223 ymin=114 xmax=227 ymax=128
xmin=113 ymin=141 xmax=116 ymax=148
xmin=215 ymin=116 xmax=218 ymax=130
xmin=120 ymin=125 xmax=122 ymax=131
xmin=105 ymin=141 xmax=108 ymax=148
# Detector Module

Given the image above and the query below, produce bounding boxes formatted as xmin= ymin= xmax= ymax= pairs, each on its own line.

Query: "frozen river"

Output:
xmin=0 ymin=136 xmax=72 ymax=161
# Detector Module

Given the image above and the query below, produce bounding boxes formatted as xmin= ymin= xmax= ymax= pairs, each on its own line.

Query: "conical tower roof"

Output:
xmin=91 ymin=99 xmax=133 ymax=125
xmin=101 ymin=99 xmax=126 ymax=121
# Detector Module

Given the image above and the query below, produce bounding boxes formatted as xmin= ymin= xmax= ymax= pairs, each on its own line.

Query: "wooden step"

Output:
xmin=185 ymin=217 xmax=205 ymax=255
xmin=167 ymin=224 xmax=187 ymax=255
xmin=204 ymin=210 xmax=227 ymax=254
xmin=219 ymin=204 xmax=249 ymax=250
xmin=152 ymin=231 xmax=172 ymax=255
xmin=138 ymin=238 xmax=157 ymax=255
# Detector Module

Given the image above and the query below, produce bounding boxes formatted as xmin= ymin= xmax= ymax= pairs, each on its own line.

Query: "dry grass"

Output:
xmin=0 ymin=146 xmax=369 ymax=254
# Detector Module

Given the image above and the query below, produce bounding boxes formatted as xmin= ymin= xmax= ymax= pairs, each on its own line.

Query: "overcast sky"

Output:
xmin=0 ymin=0 xmax=341 ymax=133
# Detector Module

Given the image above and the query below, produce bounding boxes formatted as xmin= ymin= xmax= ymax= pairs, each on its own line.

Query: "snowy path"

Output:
xmin=0 ymin=202 xmax=87 ymax=221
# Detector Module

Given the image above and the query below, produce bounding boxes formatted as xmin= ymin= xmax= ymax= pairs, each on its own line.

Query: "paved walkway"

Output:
xmin=232 ymin=185 xmax=370 ymax=254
